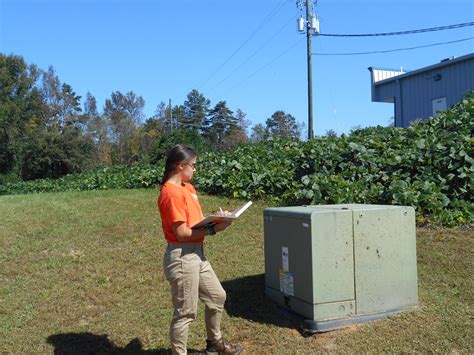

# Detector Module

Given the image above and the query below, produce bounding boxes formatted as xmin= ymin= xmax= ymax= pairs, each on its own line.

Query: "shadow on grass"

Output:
xmin=47 ymin=274 xmax=300 ymax=353
xmin=221 ymin=273 xmax=297 ymax=330
xmin=47 ymin=333 xmax=203 ymax=354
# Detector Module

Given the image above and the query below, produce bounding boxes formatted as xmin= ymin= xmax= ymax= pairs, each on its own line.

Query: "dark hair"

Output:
xmin=160 ymin=144 xmax=197 ymax=185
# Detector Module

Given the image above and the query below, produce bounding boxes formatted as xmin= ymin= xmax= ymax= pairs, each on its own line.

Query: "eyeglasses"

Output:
xmin=184 ymin=162 xmax=197 ymax=170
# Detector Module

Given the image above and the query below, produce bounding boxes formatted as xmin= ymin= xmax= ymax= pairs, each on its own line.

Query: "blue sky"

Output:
xmin=1 ymin=0 xmax=473 ymax=137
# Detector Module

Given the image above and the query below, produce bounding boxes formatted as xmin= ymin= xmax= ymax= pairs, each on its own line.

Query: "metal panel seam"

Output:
xmin=352 ymin=210 xmax=357 ymax=314
xmin=266 ymin=286 xmax=314 ymax=305
xmin=314 ymin=299 xmax=355 ymax=305
xmin=310 ymin=214 xmax=314 ymax=307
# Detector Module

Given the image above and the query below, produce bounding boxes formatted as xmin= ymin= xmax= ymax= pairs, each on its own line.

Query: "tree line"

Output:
xmin=0 ymin=53 xmax=303 ymax=181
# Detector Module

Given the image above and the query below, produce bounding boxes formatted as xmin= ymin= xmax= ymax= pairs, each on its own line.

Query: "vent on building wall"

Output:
xmin=440 ymin=56 xmax=455 ymax=62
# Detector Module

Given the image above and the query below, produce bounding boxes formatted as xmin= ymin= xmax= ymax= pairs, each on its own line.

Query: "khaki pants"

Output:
xmin=163 ymin=243 xmax=226 ymax=355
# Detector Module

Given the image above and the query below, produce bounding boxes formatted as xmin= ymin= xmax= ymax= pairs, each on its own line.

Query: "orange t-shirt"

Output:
xmin=158 ymin=182 xmax=204 ymax=243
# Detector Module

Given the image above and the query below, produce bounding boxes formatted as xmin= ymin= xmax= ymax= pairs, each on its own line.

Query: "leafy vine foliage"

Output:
xmin=2 ymin=94 xmax=472 ymax=226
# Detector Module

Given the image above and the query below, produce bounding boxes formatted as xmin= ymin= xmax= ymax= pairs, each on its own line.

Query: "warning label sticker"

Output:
xmin=282 ymin=246 xmax=289 ymax=271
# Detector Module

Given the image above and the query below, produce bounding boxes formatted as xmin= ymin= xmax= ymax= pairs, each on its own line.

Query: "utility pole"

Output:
xmin=298 ymin=1 xmax=319 ymax=140
xmin=169 ymin=98 xmax=173 ymax=133
xmin=306 ymin=0 xmax=314 ymax=140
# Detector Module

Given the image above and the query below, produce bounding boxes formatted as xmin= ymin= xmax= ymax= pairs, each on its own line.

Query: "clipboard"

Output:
xmin=191 ymin=201 xmax=253 ymax=229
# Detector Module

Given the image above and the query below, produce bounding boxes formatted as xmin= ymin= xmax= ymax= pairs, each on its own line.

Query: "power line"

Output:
xmin=159 ymin=112 xmax=247 ymax=126
xmin=167 ymin=118 xmax=250 ymax=133
xmin=213 ymin=34 xmax=470 ymax=102
xmin=166 ymin=107 xmax=221 ymax=115
xmin=312 ymin=37 xmax=474 ymax=56
xmin=208 ymin=15 xmax=297 ymax=92
xmin=161 ymin=105 xmax=243 ymax=117
xmin=197 ymin=0 xmax=288 ymax=90
xmin=317 ymin=22 xmax=474 ymax=37
xmin=224 ymin=36 xmax=306 ymax=95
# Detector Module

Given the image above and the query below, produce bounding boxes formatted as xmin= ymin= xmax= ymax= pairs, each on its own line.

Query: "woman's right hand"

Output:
xmin=213 ymin=220 xmax=232 ymax=233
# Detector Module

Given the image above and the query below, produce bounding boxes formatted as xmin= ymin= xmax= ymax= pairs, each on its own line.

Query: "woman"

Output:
xmin=158 ymin=144 xmax=242 ymax=355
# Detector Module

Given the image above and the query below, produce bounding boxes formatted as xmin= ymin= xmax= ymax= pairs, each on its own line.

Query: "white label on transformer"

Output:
xmin=282 ymin=246 xmax=289 ymax=271
xmin=302 ymin=222 xmax=309 ymax=228
xmin=279 ymin=270 xmax=294 ymax=296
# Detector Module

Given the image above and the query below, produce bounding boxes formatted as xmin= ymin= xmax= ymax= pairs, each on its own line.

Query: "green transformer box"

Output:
xmin=264 ymin=204 xmax=418 ymax=332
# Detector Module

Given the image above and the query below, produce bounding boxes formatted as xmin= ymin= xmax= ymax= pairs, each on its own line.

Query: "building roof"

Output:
xmin=368 ymin=52 xmax=474 ymax=85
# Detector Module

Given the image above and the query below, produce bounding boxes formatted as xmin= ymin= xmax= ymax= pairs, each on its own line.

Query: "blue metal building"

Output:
xmin=368 ymin=53 xmax=474 ymax=127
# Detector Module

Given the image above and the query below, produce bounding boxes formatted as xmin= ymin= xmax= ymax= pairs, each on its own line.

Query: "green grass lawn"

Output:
xmin=1 ymin=189 xmax=472 ymax=353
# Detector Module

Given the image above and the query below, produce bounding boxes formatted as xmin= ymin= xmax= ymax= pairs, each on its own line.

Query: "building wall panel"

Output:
xmin=371 ymin=55 xmax=474 ymax=127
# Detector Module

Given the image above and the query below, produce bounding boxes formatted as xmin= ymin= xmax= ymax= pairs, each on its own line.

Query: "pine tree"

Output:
xmin=181 ymin=89 xmax=210 ymax=131
xmin=172 ymin=105 xmax=186 ymax=130
xmin=265 ymin=110 xmax=302 ymax=140
xmin=250 ymin=123 xmax=268 ymax=143
xmin=203 ymin=101 xmax=237 ymax=148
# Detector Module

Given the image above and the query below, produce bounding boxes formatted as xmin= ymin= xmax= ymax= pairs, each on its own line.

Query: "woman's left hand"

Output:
xmin=215 ymin=209 xmax=232 ymax=216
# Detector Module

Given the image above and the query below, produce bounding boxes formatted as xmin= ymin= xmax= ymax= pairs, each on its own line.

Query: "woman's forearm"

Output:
xmin=173 ymin=224 xmax=208 ymax=242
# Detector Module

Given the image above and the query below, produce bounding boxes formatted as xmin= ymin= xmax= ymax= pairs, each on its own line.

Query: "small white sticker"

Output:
xmin=279 ymin=270 xmax=294 ymax=296
xmin=282 ymin=246 xmax=289 ymax=271
xmin=302 ymin=222 xmax=309 ymax=228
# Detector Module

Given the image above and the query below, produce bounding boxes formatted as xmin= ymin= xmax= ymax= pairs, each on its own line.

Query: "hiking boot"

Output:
xmin=205 ymin=338 xmax=242 ymax=354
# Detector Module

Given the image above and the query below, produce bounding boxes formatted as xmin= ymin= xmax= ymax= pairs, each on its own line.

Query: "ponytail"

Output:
xmin=160 ymin=144 xmax=197 ymax=186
